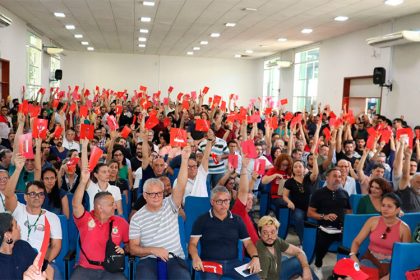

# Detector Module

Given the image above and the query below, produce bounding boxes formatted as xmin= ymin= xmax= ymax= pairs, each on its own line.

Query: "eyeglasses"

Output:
xmin=260 ymin=230 xmax=277 ymax=237
xmin=337 ymin=165 xmax=349 ymax=168
xmin=188 ymin=165 xmax=198 ymax=169
xmin=26 ymin=192 xmax=45 ymax=198
xmin=214 ymin=199 xmax=230 ymax=205
xmin=114 ymin=153 xmax=123 ymax=157
xmin=0 ymin=177 xmax=9 ymax=182
xmin=381 ymin=227 xmax=391 ymax=239
xmin=145 ymin=191 xmax=164 ymax=198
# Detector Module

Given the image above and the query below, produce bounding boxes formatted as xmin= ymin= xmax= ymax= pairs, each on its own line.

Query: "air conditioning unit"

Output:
xmin=266 ymin=60 xmax=293 ymax=68
xmin=366 ymin=30 xmax=420 ymax=48
xmin=0 ymin=13 xmax=12 ymax=27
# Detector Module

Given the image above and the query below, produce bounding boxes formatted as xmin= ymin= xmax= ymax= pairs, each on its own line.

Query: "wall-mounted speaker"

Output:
xmin=55 ymin=69 xmax=62 ymax=80
xmin=373 ymin=67 xmax=385 ymax=85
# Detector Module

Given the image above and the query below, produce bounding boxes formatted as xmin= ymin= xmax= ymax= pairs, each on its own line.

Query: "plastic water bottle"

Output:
xmin=157 ymin=257 xmax=168 ymax=280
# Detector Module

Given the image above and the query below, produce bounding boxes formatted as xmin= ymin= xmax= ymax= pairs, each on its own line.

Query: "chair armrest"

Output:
xmin=337 ymin=246 xmax=352 ymax=256
xmin=304 ymin=221 xmax=319 ymax=228
xmin=64 ymin=249 xmax=76 ymax=262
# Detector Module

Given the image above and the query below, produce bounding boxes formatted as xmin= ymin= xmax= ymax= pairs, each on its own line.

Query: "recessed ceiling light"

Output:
xmin=187 ymin=51 xmax=194 ymax=55
xmin=54 ymin=12 xmax=65 ymax=18
xmin=242 ymin=7 xmax=258 ymax=11
xmin=301 ymin=28 xmax=313 ymax=34
xmin=245 ymin=50 xmax=253 ymax=54
xmin=193 ymin=47 xmax=200 ymax=51
xmin=138 ymin=44 xmax=146 ymax=48
xmin=87 ymin=47 xmax=94 ymax=51
xmin=210 ymin=33 xmax=220 ymax=38
xmin=142 ymin=1 xmax=155 ymax=6
xmin=65 ymin=25 xmax=75 ymax=30
xmin=81 ymin=41 xmax=89 ymax=45
xmin=334 ymin=16 xmax=349 ymax=22
xmin=74 ymin=34 xmax=83 ymax=39
xmin=200 ymin=41 xmax=208 ymax=45
xmin=384 ymin=0 xmax=404 ymax=6
xmin=139 ymin=29 xmax=149 ymax=33
xmin=138 ymin=37 xmax=147 ymax=42
xmin=225 ymin=22 xmax=236 ymax=27
xmin=277 ymin=37 xmax=287 ymax=42
xmin=140 ymin=17 xmax=151 ymax=22
xmin=234 ymin=54 xmax=242 ymax=58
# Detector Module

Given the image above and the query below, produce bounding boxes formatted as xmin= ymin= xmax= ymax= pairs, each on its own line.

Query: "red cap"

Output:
xmin=333 ymin=258 xmax=369 ymax=280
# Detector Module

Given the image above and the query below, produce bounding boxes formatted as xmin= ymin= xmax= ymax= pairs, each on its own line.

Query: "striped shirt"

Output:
xmin=129 ymin=196 xmax=184 ymax=259
xmin=198 ymin=137 xmax=229 ymax=174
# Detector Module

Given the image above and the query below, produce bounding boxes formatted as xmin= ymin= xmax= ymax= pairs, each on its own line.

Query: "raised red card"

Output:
xmin=84 ymin=89 xmax=90 ymax=97
xmin=32 ymin=118 xmax=48 ymax=140
xmin=208 ymin=97 xmax=213 ymax=105
xmin=284 ymin=112 xmax=293 ymax=122
xmin=267 ymin=117 xmax=279 ymax=130
xmin=254 ymin=158 xmax=266 ymax=175
xmin=265 ymin=108 xmax=272 ymax=116
xmin=196 ymin=119 xmax=210 ymax=132
xmin=396 ymin=128 xmax=414 ymax=148
xmin=367 ymin=127 xmax=377 ymax=136
xmin=220 ymin=101 xmax=227 ymax=112
xmin=168 ymin=86 xmax=174 ymax=94
xmin=69 ymin=103 xmax=77 ymax=114
xmin=115 ymin=105 xmax=123 ymax=115
xmin=380 ymin=128 xmax=392 ymax=144
xmin=37 ymin=217 xmax=50 ymax=269
xmin=163 ymin=98 xmax=169 ymax=106
xmin=120 ymin=126 xmax=132 ymax=138
xmin=241 ymin=139 xmax=257 ymax=159
xmin=191 ymin=91 xmax=197 ymax=100
xmin=89 ymin=146 xmax=104 ymax=172
xmin=107 ymin=115 xmax=118 ymax=131
xmin=53 ymin=125 xmax=63 ymax=139
xmin=145 ymin=115 xmax=159 ymax=129
xmin=79 ymin=105 xmax=88 ymax=118
xmin=80 ymin=124 xmax=94 ymax=140
xmin=228 ymin=154 xmax=238 ymax=169
xmin=19 ymin=133 xmax=34 ymax=159
xmin=329 ymin=111 xmax=337 ymax=119
xmin=212 ymin=95 xmax=222 ymax=107
xmin=182 ymin=100 xmax=190 ymax=110
xmin=226 ymin=114 xmax=236 ymax=123
xmin=170 ymin=128 xmax=187 ymax=147
xmin=202 ymin=86 xmax=209 ymax=95
xmin=366 ymin=134 xmax=376 ymax=150
xmin=416 ymin=129 xmax=420 ymax=140
xmin=38 ymin=88 xmax=46 ymax=95
xmin=177 ymin=93 xmax=183 ymax=101
xmin=61 ymin=103 xmax=68 ymax=113
xmin=139 ymin=85 xmax=147 ymax=92
xmin=323 ymin=127 xmax=331 ymax=142
xmin=52 ymin=99 xmax=59 ymax=109
xmin=18 ymin=100 xmax=29 ymax=115
xmin=202 ymin=261 xmax=223 ymax=275
xmin=163 ymin=117 xmax=171 ymax=127
xmin=280 ymin=98 xmax=288 ymax=105
xmin=247 ymin=113 xmax=261 ymax=124
xmin=28 ymin=104 xmax=41 ymax=118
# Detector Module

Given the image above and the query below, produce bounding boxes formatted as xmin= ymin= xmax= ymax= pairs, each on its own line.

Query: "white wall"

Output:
xmin=61 ymin=51 xmax=263 ymax=105
xmin=274 ymin=12 xmax=420 ymax=126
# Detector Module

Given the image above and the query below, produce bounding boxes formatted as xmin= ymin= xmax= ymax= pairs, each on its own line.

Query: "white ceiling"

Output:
xmin=2 ymin=0 xmax=420 ymax=59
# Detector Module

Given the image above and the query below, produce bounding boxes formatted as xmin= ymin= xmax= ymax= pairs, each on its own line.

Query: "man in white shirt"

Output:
xmin=248 ymin=143 xmax=273 ymax=191
xmin=335 ymin=159 xmax=357 ymax=196
xmin=62 ymin=128 xmax=80 ymax=152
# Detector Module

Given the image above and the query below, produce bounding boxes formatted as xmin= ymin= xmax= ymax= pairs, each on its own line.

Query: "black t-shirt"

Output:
xmin=132 ymin=195 xmax=147 ymax=211
xmin=169 ymin=155 xmax=182 ymax=170
xmin=140 ymin=165 xmax=157 ymax=191
xmin=336 ymin=152 xmax=358 ymax=167
xmin=0 ymin=240 xmax=37 ymax=280
xmin=130 ymin=156 xmax=142 ymax=172
xmin=109 ymin=179 xmax=129 ymax=194
xmin=284 ymin=174 xmax=317 ymax=211
xmin=309 ymin=187 xmax=350 ymax=228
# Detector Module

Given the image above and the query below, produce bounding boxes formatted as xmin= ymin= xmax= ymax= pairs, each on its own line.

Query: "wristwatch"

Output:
xmin=320 ymin=214 xmax=325 ymax=220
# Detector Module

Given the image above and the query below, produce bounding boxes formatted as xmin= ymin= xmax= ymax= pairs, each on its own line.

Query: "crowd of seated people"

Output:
xmin=0 ymin=86 xmax=418 ymax=280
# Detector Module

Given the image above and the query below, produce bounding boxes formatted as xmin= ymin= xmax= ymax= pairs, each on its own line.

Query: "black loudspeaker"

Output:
xmin=373 ymin=67 xmax=385 ymax=85
xmin=55 ymin=69 xmax=63 ymax=80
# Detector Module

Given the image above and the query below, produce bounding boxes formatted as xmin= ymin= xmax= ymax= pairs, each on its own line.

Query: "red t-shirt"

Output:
xmin=265 ymin=168 xmax=291 ymax=199
xmin=74 ymin=211 xmax=129 ymax=270
xmin=231 ymin=199 xmax=259 ymax=245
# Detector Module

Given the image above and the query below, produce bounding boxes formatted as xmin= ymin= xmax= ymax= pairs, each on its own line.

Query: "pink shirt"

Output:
xmin=368 ymin=217 xmax=401 ymax=257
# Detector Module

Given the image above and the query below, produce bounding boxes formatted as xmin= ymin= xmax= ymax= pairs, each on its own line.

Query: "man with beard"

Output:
xmin=50 ymin=135 xmax=68 ymax=162
xmin=40 ymin=141 xmax=53 ymax=170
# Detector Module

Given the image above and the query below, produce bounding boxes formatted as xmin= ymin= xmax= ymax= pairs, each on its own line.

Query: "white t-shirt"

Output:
xmin=62 ymin=137 xmax=80 ymax=152
xmin=174 ymin=165 xmax=209 ymax=204
xmin=12 ymin=203 xmax=62 ymax=252
xmin=248 ymin=156 xmax=273 ymax=190
xmin=0 ymin=192 xmax=6 ymax=213
xmin=86 ymin=181 xmax=122 ymax=211
xmin=133 ymin=168 xmax=143 ymax=190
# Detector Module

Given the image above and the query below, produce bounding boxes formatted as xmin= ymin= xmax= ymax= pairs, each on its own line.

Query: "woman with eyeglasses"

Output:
xmin=350 ymin=193 xmax=411 ymax=279
xmin=283 ymin=157 xmax=319 ymax=245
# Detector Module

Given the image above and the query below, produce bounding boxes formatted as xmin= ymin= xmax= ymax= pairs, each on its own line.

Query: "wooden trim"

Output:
xmin=342 ymin=75 xmax=373 ymax=111
xmin=0 ymin=59 xmax=10 ymax=101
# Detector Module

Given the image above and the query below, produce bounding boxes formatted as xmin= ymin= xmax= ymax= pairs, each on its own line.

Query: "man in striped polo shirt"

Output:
xmin=129 ymin=145 xmax=191 ymax=280
xmin=198 ymin=135 xmax=229 ymax=188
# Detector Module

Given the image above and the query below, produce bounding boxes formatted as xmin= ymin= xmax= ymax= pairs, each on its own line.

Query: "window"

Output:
xmin=293 ymin=48 xmax=319 ymax=112
xmin=50 ymin=55 xmax=61 ymax=88
xmin=263 ymin=58 xmax=280 ymax=106
xmin=26 ymin=33 xmax=42 ymax=100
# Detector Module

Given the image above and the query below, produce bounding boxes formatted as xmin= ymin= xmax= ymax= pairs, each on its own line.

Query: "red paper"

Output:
xmin=89 ymin=146 xmax=104 ymax=172
xmin=380 ymin=128 xmax=392 ymax=144
xmin=228 ymin=154 xmax=238 ymax=169
xmin=52 ymin=99 xmax=60 ymax=109
xmin=208 ymin=97 xmax=213 ymax=105
xmin=212 ymin=95 xmax=222 ymax=107
xmin=38 ymin=88 xmax=46 ymax=95
xmin=107 ymin=115 xmax=118 ymax=131
xmin=115 ymin=105 xmax=123 ymax=115
xmin=32 ymin=118 xmax=48 ymax=140
xmin=220 ymin=101 xmax=227 ymax=112
xmin=416 ymin=129 xmax=420 ymax=140
xmin=69 ymin=103 xmax=77 ymax=114
xmin=84 ymin=89 xmax=90 ymax=97
xmin=323 ymin=127 xmax=331 ymax=142
xmin=80 ymin=124 xmax=94 ymax=140
xmin=19 ymin=100 xmax=29 ymax=115
xmin=37 ymin=217 xmax=50 ymax=268
xmin=19 ymin=133 xmax=34 ymax=159
xmin=139 ymin=85 xmax=147 ymax=92
xmin=170 ymin=128 xmax=187 ymax=147
xmin=53 ymin=125 xmax=63 ymax=139
xmin=120 ymin=126 xmax=131 ymax=138
xmin=202 ymin=86 xmax=209 ymax=95
xmin=396 ymin=128 xmax=414 ymax=148
xmin=28 ymin=104 xmax=41 ymax=118
xmin=202 ymin=261 xmax=223 ymax=275
xmin=241 ymin=139 xmax=257 ymax=159
xmin=145 ymin=115 xmax=159 ymax=129
xmin=280 ymin=98 xmax=288 ymax=105
xmin=329 ymin=111 xmax=337 ymax=119
xmin=61 ymin=103 xmax=68 ymax=112
xmin=163 ymin=117 xmax=171 ymax=127
xmin=366 ymin=134 xmax=376 ymax=150
xmin=163 ymin=98 xmax=169 ymax=106
xmin=182 ymin=100 xmax=190 ymax=110
xmin=267 ymin=117 xmax=279 ymax=130
xmin=265 ymin=108 xmax=272 ymax=116
xmin=195 ymin=119 xmax=210 ymax=132
xmin=79 ymin=105 xmax=88 ymax=118
xmin=254 ymin=158 xmax=266 ymax=175
xmin=226 ymin=114 xmax=237 ymax=123
xmin=247 ymin=114 xmax=261 ymax=124
xmin=168 ymin=86 xmax=174 ymax=94
xmin=177 ymin=93 xmax=183 ymax=101
xmin=191 ymin=91 xmax=197 ymax=100
xmin=284 ymin=112 xmax=293 ymax=122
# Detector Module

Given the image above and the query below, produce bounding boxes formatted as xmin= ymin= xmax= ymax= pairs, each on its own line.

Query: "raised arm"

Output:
xmin=310 ymin=153 xmax=319 ymax=182
xmin=72 ymin=139 xmax=90 ymax=218
xmin=357 ymin=149 xmax=369 ymax=184
xmin=34 ymin=138 xmax=42 ymax=181
xmin=12 ymin=113 xmax=25 ymax=162
xmin=322 ymin=130 xmax=337 ymax=171
xmin=171 ymin=145 xmax=191 ymax=208
xmin=140 ymin=129 xmax=151 ymax=169
xmin=336 ymin=126 xmax=344 ymax=153
xmin=4 ymin=154 xmax=26 ymax=212
xmin=201 ymin=130 xmax=214 ymax=172
xmin=237 ymin=157 xmax=251 ymax=204
xmin=393 ymin=139 xmax=405 ymax=180
xmin=399 ymin=146 xmax=412 ymax=191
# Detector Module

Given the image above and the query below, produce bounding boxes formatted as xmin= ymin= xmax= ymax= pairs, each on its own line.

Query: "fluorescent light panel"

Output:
xmin=187 ymin=51 xmax=194 ymax=55
xmin=139 ymin=29 xmax=149 ymax=33
xmin=74 ymin=34 xmax=83 ymax=38
xmin=140 ymin=17 xmax=151 ymax=22
xmin=245 ymin=50 xmax=253 ymax=54
xmin=200 ymin=41 xmax=208 ymax=45
xmin=65 ymin=25 xmax=75 ymax=30
xmin=193 ymin=47 xmax=200 ymax=51
xmin=385 ymin=0 xmax=403 ymax=6
xmin=301 ymin=28 xmax=313 ymax=34
xmin=210 ymin=33 xmax=220 ymax=38
xmin=81 ymin=41 xmax=89 ymax=45
xmin=225 ymin=22 xmax=236 ymax=27
xmin=138 ymin=44 xmax=146 ymax=48
xmin=54 ymin=12 xmax=65 ymax=18
xmin=143 ymin=1 xmax=155 ymax=6
xmin=277 ymin=38 xmax=287 ymax=42
xmin=138 ymin=37 xmax=147 ymax=42
xmin=334 ymin=16 xmax=349 ymax=21
xmin=87 ymin=47 xmax=94 ymax=51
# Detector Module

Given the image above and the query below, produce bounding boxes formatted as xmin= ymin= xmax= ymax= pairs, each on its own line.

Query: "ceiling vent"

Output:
xmin=366 ymin=30 xmax=420 ymax=48
xmin=0 ymin=13 xmax=12 ymax=28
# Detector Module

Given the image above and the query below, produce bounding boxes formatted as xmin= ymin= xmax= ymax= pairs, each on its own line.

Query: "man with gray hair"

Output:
xmin=129 ymin=145 xmax=191 ymax=279
xmin=189 ymin=186 xmax=261 ymax=279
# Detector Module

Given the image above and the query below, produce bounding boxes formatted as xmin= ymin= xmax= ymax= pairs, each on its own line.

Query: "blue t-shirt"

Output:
xmin=42 ymin=188 xmax=67 ymax=215
xmin=0 ymin=240 xmax=37 ymax=280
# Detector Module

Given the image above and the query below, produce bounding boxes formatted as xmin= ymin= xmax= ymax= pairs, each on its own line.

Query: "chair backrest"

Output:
xmin=355 ymin=181 xmax=361 ymax=194
xmin=55 ymin=215 xmax=70 ymax=279
xmin=390 ymin=242 xmax=420 ymax=279
xmin=184 ymin=196 xmax=211 ymax=241
xmin=121 ymin=194 xmax=129 ymax=221
xmin=349 ymin=194 xmax=365 ymax=213
xmin=401 ymin=212 xmax=420 ymax=234
xmin=341 ymin=214 xmax=378 ymax=257
xmin=178 ymin=215 xmax=187 ymax=257
xmin=16 ymin=193 xmax=25 ymax=204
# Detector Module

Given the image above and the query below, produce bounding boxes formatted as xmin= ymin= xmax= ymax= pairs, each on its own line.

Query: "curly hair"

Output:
xmin=273 ymin=154 xmax=293 ymax=176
